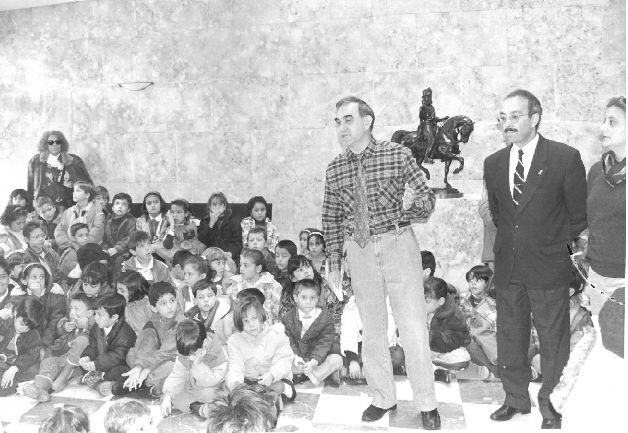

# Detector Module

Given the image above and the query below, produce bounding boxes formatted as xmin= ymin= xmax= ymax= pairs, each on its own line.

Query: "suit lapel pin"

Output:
xmin=538 ymin=169 xmax=543 ymax=176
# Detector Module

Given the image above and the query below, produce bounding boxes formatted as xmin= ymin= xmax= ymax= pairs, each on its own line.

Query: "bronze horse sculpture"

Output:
xmin=392 ymin=115 xmax=474 ymax=191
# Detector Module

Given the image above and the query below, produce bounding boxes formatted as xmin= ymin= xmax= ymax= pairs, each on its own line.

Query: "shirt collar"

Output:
xmin=298 ymin=307 xmax=320 ymax=321
xmin=346 ymin=137 xmax=377 ymax=161
xmin=511 ymin=133 xmax=539 ymax=157
xmin=150 ymin=214 xmax=163 ymax=222
xmin=135 ymin=256 xmax=154 ymax=271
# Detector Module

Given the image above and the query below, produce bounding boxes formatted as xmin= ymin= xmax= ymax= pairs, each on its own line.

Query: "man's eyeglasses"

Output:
xmin=497 ymin=113 xmax=529 ymax=124
xmin=47 ymin=139 xmax=62 ymax=145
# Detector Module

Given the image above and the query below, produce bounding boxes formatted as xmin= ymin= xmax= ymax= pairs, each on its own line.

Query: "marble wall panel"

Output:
xmin=207 ymin=0 xmax=292 ymax=27
xmin=291 ymin=21 xmax=333 ymax=75
xmin=368 ymin=14 xmax=418 ymax=73
xmin=508 ymin=0 xmax=608 ymax=7
xmin=459 ymin=0 xmax=508 ymax=10
xmin=290 ymin=0 xmax=373 ymax=22
xmin=379 ymin=0 xmax=460 ymax=14
xmin=136 ymin=85 xmax=184 ymax=132
xmin=601 ymin=0 xmax=625 ymax=62
xmin=243 ymin=24 xmax=296 ymax=80
xmin=67 ymin=0 xmax=99 ymax=41
xmin=135 ymin=0 xmax=209 ymax=34
xmin=62 ymin=38 xmax=102 ymax=83
xmin=106 ymin=133 xmax=139 ymax=183
xmin=134 ymin=132 xmax=179 ymax=183
xmin=70 ymin=134 xmax=107 ymax=183
xmin=96 ymin=0 xmax=138 ymax=40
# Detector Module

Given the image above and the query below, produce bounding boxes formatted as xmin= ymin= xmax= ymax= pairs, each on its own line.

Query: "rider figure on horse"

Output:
xmin=419 ymin=88 xmax=448 ymax=163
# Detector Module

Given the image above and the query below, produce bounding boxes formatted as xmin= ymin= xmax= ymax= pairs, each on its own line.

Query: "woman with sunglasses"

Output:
xmin=27 ymin=131 xmax=93 ymax=210
xmin=583 ymin=96 xmax=626 ymax=314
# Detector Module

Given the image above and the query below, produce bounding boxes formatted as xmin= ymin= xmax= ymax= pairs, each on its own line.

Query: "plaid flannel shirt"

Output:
xmin=322 ymin=138 xmax=435 ymax=272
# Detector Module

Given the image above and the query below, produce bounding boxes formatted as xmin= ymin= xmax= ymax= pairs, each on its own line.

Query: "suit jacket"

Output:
xmin=483 ymin=135 xmax=587 ymax=290
xmin=82 ymin=318 xmax=136 ymax=372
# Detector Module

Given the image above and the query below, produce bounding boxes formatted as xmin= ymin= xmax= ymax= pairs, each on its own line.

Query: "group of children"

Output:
xmin=0 ymin=185 xmax=595 ymax=432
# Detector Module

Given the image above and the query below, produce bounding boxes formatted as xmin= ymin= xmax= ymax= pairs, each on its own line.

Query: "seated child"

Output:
xmin=282 ymin=278 xmax=342 ymax=386
xmin=93 ymin=185 xmax=111 ymax=217
xmin=0 ymin=205 xmax=29 ymax=256
xmin=23 ymin=220 xmax=61 ymax=283
xmin=170 ymin=249 xmax=194 ymax=292
xmin=38 ymin=405 xmax=89 ymax=433
xmin=179 ymin=255 xmax=211 ymax=314
xmin=241 ymin=196 xmax=280 ymax=251
xmin=104 ymin=399 xmax=158 ymax=433
xmin=0 ymin=258 xmax=13 ymax=316
xmin=424 ymin=277 xmax=471 ymax=383
xmin=0 ymin=297 xmax=43 ymax=396
xmin=102 ymin=192 xmax=137 ymax=270
xmin=78 ymin=293 xmax=136 ymax=396
xmin=202 ymin=383 xmax=281 ymax=430
xmin=421 ymin=250 xmax=436 ymax=282
xmin=35 ymin=195 xmax=62 ymax=252
xmin=273 ymin=239 xmax=297 ymax=291
xmin=247 ymin=226 xmax=279 ymax=276
xmin=161 ymin=319 xmax=228 ymax=415
xmin=185 ymin=280 xmax=235 ymax=344
xmin=6 ymin=189 xmax=37 ymax=222
xmin=54 ymin=182 xmax=105 ymax=251
xmin=122 ymin=231 xmax=173 ymax=284
xmin=114 ymin=282 xmax=184 ymax=396
xmin=225 ymin=296 xmax=295 ymax=402
xmin=227 ymin=249 xmax=283 ymax=324
xmin=136 ymin=192 xmax=169 ymax=253
xmin=67 ymin=261 xmax=115 ymax=303
xmin=458 ymin=264 xmax=498 ymax=379
xmin=305 ymin=230 xmax=330 ymax=275
xmin=57 ymin=223 xmax=90 ymax=287
xmin=116 ymin=270 xmax=152 ymax=335
xmin=14 ymin=263 xmax=66 ymax=350
xmin=161 ymin=199 xmax=206 ymax=260
xmin=202 ymin=247 xmax=235 ymax=295
xmin=3 ymin=251 xmax=30 ymax=296
xmin=298 ymin=228 xmax=312 ymax=256
xmin=23 ymin=292 xmax=94 ymax=401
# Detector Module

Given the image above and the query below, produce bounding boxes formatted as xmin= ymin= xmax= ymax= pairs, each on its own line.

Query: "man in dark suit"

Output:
xmin=483 ymin=89 xmax=587 ymax=429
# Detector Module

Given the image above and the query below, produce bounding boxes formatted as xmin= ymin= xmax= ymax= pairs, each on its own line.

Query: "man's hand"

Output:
xmin=258 ymin=372 xmax=274 ymax=387
xmin=348 ymin=360 xmax=363 ymax=379
xmin=1 ymin=366 xmax=18 ymax=388
xmin=402 ymin=183 xmax=416 ymax=211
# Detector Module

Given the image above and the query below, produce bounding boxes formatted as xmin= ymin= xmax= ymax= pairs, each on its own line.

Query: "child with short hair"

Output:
xmin=424 ymin=277 xmax=471 ymax=383
xmin=201 ymin=246 xmax=235 ymax=294
xmin=23 ymin=292 xmax=95 ymax=401
xmin=102 ymin=192 xmax=137 ymax=266
xmin=38 ymin=405 xmax=89 ymax=433
xmin=161 ymin=318 xmax=228 ymax=416
xmin=247 ymin=226 xmax=279 ymax=276
xmin=78 ymin=293 xmax=136 ymax=396
xmin=0 ymin=297 xmax=44 ymax=396
xmin=179 ymin=255 xmax=211 ymax=314
xmin=93 ymin=185 xmax=110 ymax=217
xmin=115 ymin=282 xmax=184 ymax=396
xmin=104 ymin=399 xmax=158 ymax=433
xmin=0 ymin=205 xmax=29 ymax=255
xmin=67 ymin=261 xmax=115 ymax=302
xmin=241 ymin=196 xmax=280 ymax=251
xmin=16 ymin=263 xmax=66 ymax=350
xmin=161 ymin=199 xmax=205 ymax=260
xmin=421 ymin=250 xmax=436 ymax=281
xmin=3 ymin=251 xmax=30 ymax=295
xmin=116 ymin=270 xmax=152 ymax=335
xmin=23 ymin=220 xmax=61 ymax=283
xmin=228 ymin=249 xmax=283 ymax=324
xmin=6 ymin=189 xmax=37 ymax=222
xmin=274 ymin=239 xmax=297 ymax=290
xmin=186 ymin=280 xmax=235 ymax=344
xmin=225 ymin=297 xmax=295 ymax=401
xmin=35 ymin=195 xmax=62 ymax=251
xmin=282 ymin=278 xmax=343 ymax=386
xmin=0 ymin=259 xmax=12 ymax=321
xmin=458 ymin=265 xmax=498 ymax=379
xmin=54 ymin=182 xmax=105 ymax=251
xmin=122 ymin=231 xmax=172 ymax=284
xmin=171 ymin=249 xmax=193 ymax=289
xmin=57 ymin=223 xmax=90 ymax=284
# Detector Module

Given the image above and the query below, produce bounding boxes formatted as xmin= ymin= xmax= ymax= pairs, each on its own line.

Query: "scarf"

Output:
xmin=602 ymin=150 xmax=626 ymax=187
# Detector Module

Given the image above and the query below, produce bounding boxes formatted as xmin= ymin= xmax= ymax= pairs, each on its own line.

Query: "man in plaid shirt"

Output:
xmin=323 ymin=96 xmax=440 ymax=430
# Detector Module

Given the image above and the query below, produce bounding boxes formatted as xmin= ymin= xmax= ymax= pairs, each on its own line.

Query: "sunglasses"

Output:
xmin=47 ymin=139 xmax=62 ymax=145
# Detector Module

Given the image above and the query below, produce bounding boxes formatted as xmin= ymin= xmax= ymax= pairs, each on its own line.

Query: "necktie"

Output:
xmin=149 ymin=218 xmax=159 ymax=239
xmin=512 ymin=149 xmax=525 ymax=207
xmin=353 ymin=155 xmax=370 ymax=248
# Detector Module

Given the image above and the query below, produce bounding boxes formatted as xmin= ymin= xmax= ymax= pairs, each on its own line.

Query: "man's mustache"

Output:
xmin=504 ymin=128 xmax=517 ymax=133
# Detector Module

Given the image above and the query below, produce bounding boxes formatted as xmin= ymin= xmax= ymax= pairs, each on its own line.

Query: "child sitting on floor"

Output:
xmin=201 ymin=247 xmax=235 ymax=295
xmin=122 ymin=231 xmax=172 ymax=284
xmin=35 ymin=195 xmax=62 ymax=252
xmin=227 ymin=249 xmax=283 ymax=324
xmin=104 ymin=399 xmax=158 ymax=433
xmin=77 ymin=294 xmax=136 ymax=396
xmin=102 ymin=192 xmax=137 ymax=272
xmin=424 ymin=277 xmax=471 ymax=383
xmin=305 ymin=230 xmax=329 ymax=276
xmin=38 ymin=405 xmax=90 ymax=433
xmin=162 ymin=199 xmax=205 ymax=259
xmin=282 ymin=278 xmax=343 ymax=386
xmin=116 ymin=270 xmax=152 ymax=335
xmin=179 ymin=255 xmax=210 ymax=314
xmin=0 ymin=297 xmax=43 ymax=396
xmin=0 ymin=205 xmax=29 ymax=256
xmin=273 ymin=239 xmax=297 ymax=291
xmin=161 ymin=319 xmax=228 ymax=416
xmin=57 ymin=223 xmax=90 ymax=287
xmin=185 ymin=280 xmax=234 ymax=345
xmin=246 ymin=226 xmax=279 ymax=276
xmin=23 ymin=292 xmax=94 ymax=401
xmin=241 ymin=196 xmax=280 ymax=252
xmin=23 ymin=220 xmax=61 ymax=283
xmin=67 ymin=261 xmax=115 ymax=303
xmin=114 ymin=282 xmax=184 ymax=397
xmin=225 ymin=296 xmax=295 ymax=402
xmin=54 ymin=182 xmax=105 ymax=251
xmin=135 ymin=191 xmax=169 ymax=255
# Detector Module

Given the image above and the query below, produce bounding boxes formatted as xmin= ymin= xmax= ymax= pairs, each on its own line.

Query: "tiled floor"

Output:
xmin=1 ymin=320 xmax=624 ymax=433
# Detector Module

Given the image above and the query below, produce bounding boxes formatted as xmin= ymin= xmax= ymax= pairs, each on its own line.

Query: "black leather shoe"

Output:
xmin=490 ymin=404 xmax=531 ymax=421
xmin=421 ymin=408 xmax=441 ymax=430
xmin=541 ymin=402 xmax=562 ymax=429
xmin=361 ymin=404 xmax=397 ymax=422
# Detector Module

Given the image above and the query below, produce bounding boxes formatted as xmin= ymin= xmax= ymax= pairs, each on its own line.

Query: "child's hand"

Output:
xmin=160 ymin=394 xmax=172 ymax=417
xmin=166 ymin=210 xmax=175 ymax=227
xmin=106 ymin=248 xmax=118 ymax=256
xmin=349 ymin=360 xmax=362 ymax=380
xmin=303 ymin=359 xmax=318 ymax=374
xmin=258 ymin=372 xmax=274 ymax=387
xmin=122 ymin=367 xmax=143 ymax=390
xmin=1 ymin=366 xmax=18 ymax=388
xmin=83 ymin=361 xmax=96 ymax=371
xmin=75 ymin=317 xmax=89 ymax=330
xmin=64 ymin=320 xmax=77 ymax=333
xmin=191 ymin=348 xmax=207 ymax=365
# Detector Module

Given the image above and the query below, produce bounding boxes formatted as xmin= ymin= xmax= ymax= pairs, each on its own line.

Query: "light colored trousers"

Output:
xmin=345 ymin=226 xmax=437 ymax=411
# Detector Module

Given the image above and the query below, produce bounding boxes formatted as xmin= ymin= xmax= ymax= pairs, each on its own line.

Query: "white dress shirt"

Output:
xmin=509 ymin=133 xmax=539 ymax=199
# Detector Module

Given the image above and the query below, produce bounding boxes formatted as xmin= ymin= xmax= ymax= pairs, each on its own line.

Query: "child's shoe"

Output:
xmin=280 ymin=378 xmax=297 ymax=403
xmin=96 ymin=381 xmax=115 ymax=397
xmin=21 ymin=382 xmax=50 ymax=402
xmin=51 ymin=364 xmax=77 ymax=392
xmin=79 ymin=371 xmax=104 ymax=389
xmin=434 ymin=369 xmax=453 ymax=383
xmin=111 ymin=381 xmax=131 ymax=396
xmin=190 ymin=401 xmax=206 ymax=418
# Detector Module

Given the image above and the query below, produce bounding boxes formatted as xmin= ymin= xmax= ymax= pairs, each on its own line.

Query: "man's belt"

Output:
xmin=369 ymin=220 xmax=411 ymax=236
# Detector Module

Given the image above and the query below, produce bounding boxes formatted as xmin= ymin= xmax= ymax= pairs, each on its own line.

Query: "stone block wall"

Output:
xmin=0 ymin=0 xmax=625 ymax=284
